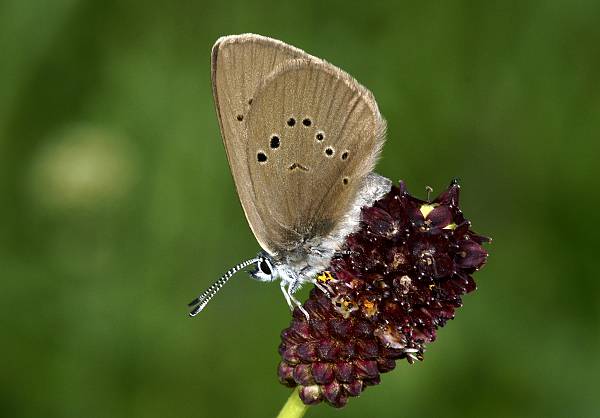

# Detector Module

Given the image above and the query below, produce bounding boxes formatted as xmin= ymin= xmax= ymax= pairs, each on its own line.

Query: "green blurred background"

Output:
xmin=1 ymin=1 xmax=598 ymax=417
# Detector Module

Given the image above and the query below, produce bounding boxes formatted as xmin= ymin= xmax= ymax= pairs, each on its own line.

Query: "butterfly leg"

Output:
xmin=279 ymin=280 xmax=294 ymax=310
xmin=287 ymin=280 xmax=310 ymax=320
xmin=332 ymin=249 xmax=354 ymax=259
xmin=312 ymin=279 xmax=332 ymax=297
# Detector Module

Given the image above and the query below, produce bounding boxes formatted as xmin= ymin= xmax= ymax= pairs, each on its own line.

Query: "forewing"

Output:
xmin=245 ymin=59 xmax=386 ymax=254
xmin=211 ymin=34 xmax=311 ymax=254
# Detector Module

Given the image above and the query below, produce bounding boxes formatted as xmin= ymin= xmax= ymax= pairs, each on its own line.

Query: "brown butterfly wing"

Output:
xmin=211 ymin=34 xmax=312 ymax=254
xmin=245 ymin=59 xmax=386 ymax=255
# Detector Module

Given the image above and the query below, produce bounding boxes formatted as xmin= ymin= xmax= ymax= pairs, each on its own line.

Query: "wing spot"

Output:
xmin=341 ymin=151 xmax=349 ymax=160
xmin=325 ymin=147 xmax=334 ymax=157
xmin=289 ymin=163 xmax=309 ymax=171
xmin=236 ymin=114 xmax=244 ymax=121
xmin=248 ymin=98 xmax=253 ymax=105
xmin=287 ymin=118 xmax=296 ymax=127
xmin=316 ymin=132 xmax=324 ymax=141
xmin=270 ymin=135 xmax=280 ymax=149
xmin=343 ymin=178 xmax=349 ymax=185
xmin=257 ymin=152 xmax=268 ymax=163
xmin=302 ymin=118 xmax=312 ymax=126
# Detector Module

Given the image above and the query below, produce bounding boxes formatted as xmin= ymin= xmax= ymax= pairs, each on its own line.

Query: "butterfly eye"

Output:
xmin=259 ymin=259 xmax=272 ymax=275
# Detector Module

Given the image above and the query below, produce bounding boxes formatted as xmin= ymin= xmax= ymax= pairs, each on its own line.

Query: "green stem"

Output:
xmin=277 ymin=389 xmax=309 ymax=418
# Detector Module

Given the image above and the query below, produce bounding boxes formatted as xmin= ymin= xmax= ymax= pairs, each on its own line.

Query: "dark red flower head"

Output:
xmin=278 ymin=180 xmax=490 ymax=407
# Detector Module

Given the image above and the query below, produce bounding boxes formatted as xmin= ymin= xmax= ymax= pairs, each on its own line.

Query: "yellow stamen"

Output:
xmin=420 ymin=203 xmax=438 ymax=218
xmin=333 ymin=295 xmax=358 ymax=318
xmin=362 ymin=299 xmax=378 ymax=316
xmin=443 ymin=222 xmax=457 ymax=230
xmin=317 ymin=271 xmax=334 ymax=283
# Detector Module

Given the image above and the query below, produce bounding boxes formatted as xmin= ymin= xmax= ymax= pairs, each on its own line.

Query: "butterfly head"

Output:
xmin=249 ymin=253 xmax=278 ymax=282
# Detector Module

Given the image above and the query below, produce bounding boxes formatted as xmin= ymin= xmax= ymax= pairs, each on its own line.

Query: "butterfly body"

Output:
xmin=250 ymin=171 xmax=391 ymax=306
xmin=189 ymin=34 xmax=391 ymax=317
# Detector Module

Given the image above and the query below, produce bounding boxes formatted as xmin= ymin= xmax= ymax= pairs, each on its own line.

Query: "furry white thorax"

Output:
xmin=264 ymin=172 xmax=392 ymax=292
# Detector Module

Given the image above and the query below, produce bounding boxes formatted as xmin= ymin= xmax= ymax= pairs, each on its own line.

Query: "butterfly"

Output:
xmin=189 ymin=34 xmax=391 ymax=318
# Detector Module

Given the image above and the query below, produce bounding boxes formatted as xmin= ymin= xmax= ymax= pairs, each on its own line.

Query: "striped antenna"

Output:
xmin=188 ymin=257 xmax=260 ymax=316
